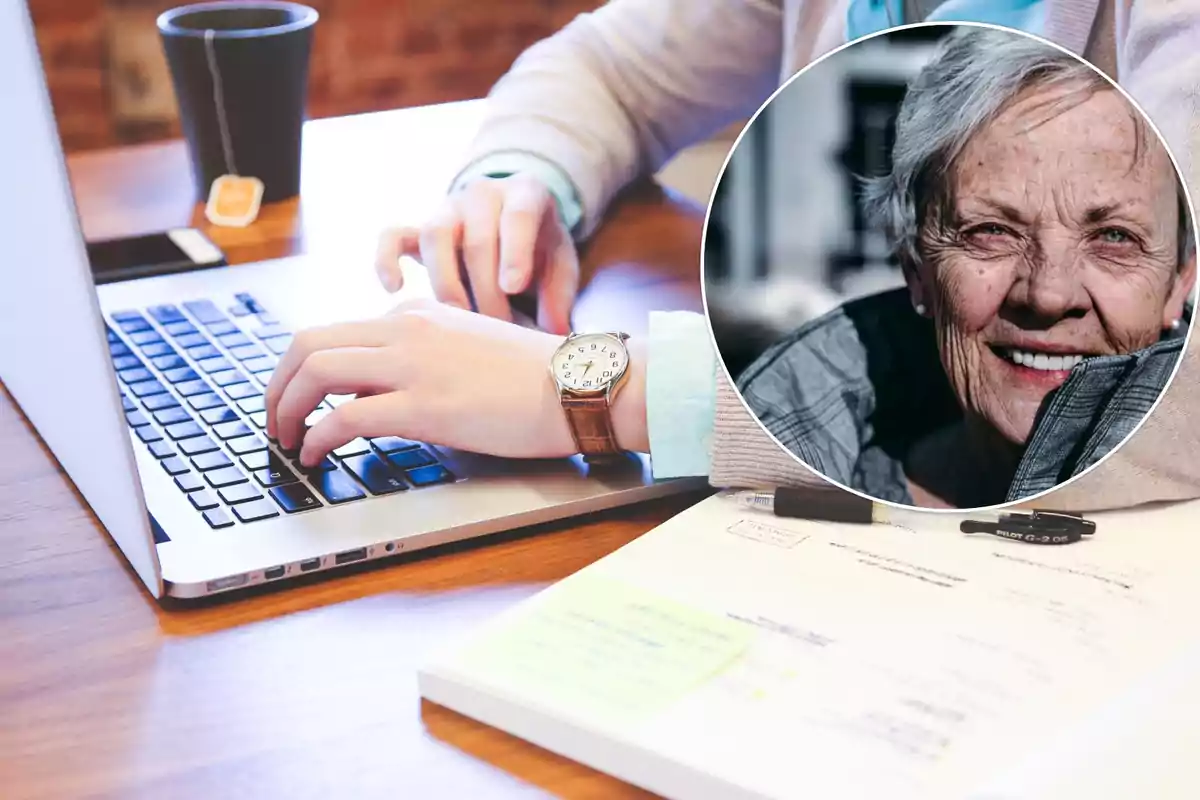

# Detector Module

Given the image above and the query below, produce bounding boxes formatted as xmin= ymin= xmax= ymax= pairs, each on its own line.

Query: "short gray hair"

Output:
xmin=861 ymin=26 xmax=1195 ymax=269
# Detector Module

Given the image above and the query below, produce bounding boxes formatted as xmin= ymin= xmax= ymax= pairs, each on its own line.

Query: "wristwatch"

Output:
xmin=549 ymin=331 xmax=631 ymax=458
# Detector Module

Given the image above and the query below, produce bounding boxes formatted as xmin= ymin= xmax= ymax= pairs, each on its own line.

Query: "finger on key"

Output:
xmin=497 ymin=178 xmax=551 ymax=295
xmin=375 ymin=226 xmax=420 ymax=293
xmin=420 ymin=204 xmax=471 ymax=311
xmin=459 ymin=188 xmax=511 ymax=321
xmin=265 ymin=320 xmax=398 ymax=438
xmin=300 ymin=394 xmax=409 ymax=466
xmin=275 ymin=347 xmax=395 ymax=451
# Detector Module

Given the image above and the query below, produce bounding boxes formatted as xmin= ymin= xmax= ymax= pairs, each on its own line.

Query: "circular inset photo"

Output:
xmin=704 ymin=22 xmax=1196 ymax=511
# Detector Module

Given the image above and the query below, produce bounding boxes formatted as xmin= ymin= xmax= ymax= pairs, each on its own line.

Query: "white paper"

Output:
xmin=429 ymin=493 xmax=1200 ymax=799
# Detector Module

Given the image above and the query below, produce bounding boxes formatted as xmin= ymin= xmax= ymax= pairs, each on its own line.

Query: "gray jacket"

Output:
xmin=736 ymin=288 xmax=1191 ymax=505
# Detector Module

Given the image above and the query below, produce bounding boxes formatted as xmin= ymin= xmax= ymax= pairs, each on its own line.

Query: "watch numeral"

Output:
xmin=583 ymin=380 xmax=592 ymax=387
xmin=611 ymin=361 xmax=619 ymax=367
xmin=602 ymin=371 xmax=612 ymax=378
xmin=590 ymin=344 xmax=597 ymax=350
xmin=564 ymin=372 xmax=571 ymax=378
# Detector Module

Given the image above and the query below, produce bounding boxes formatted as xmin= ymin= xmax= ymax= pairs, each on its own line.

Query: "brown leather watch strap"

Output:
xmin=561 ymin=393 xmax=621 ymax=457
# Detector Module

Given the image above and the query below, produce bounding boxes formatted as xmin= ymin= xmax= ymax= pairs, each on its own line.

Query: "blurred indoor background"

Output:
xmin=30 ymin=0 xmax=734 ymax=218
xmin=31 ymin=0 xmax=598 ymax=151
xmin=705 ymin=26 xmax=951 ymax=380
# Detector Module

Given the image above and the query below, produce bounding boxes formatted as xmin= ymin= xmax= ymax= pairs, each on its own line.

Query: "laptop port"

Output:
xmin=335 ymin=547 xmax=368 ymax=565
xmin=206 ymin=574 xmax=248 ymax=592
xmin=263 ymin=566 xmax=285 ymax=580
xmin=299 ymin=558 xmax=321 ymax=572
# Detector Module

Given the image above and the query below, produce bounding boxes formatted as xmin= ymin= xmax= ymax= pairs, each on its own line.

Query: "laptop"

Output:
xmin=0 ymin=2 xmax=704 ymax=601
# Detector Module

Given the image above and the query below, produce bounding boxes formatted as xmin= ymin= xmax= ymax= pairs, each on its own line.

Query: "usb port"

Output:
xmin=335 ymin=547 xmax=367 ymax=565
xmin=263 ymin=566 xmax=285 ymax=580
xmin=299 ymin=558 xmax=321 ymax=572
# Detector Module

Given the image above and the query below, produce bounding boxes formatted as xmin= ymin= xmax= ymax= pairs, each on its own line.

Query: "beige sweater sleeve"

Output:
xmin=709 ymin=368 xmax=832 ymax=490
xmin=456 ymin=0 xmax=790 ymax=239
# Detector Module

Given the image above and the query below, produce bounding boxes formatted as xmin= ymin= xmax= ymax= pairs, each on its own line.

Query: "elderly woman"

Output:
xmin=262 ymin=25 xmax=1200 ymax=515
xmin=735 ymin=27 xmax=1196 ymax=507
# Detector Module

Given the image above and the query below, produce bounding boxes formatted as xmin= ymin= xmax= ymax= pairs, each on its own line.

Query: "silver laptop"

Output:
xmin=0 ymin=3 xmax=702 ymax=601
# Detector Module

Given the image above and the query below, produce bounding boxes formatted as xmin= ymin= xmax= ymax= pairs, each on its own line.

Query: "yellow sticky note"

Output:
xmin=457 ymin=573 xmax=755 ymax=724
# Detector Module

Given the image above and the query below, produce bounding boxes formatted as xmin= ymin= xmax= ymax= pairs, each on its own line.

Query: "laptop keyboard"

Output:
xmin=106 ymin=292 xmax=457 ymax=529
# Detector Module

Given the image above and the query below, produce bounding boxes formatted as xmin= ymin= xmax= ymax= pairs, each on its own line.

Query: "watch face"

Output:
xmin=552 ymin=333 xmax=628 ymax=392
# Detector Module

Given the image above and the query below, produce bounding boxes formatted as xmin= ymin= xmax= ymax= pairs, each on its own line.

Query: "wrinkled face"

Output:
xmin=908 ymin=84 xmax=1194 ymax=446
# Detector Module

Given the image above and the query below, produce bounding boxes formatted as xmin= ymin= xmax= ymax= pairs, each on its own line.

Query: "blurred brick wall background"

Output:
xmin=28 ymin=0 xmax=602 ymax=153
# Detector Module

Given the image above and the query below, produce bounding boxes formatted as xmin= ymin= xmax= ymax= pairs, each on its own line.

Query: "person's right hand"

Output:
xmin=375 ymin=174 xmax=580 ymax=335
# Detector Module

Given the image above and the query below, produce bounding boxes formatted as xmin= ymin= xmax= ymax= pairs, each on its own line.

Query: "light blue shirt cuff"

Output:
xmin=646 ymin=310 xmax=717 ymax=479
xmin=846 ymin=0 xmax=1046 ymax=41
xmin=452 ymin=152 xmax=584 ymax=236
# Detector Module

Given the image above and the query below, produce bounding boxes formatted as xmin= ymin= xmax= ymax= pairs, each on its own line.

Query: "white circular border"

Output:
xmin=698 ymin=19 xmax=1200 ymax=515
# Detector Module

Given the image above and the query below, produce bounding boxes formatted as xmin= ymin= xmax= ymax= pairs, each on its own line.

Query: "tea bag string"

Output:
xmin=203 ymin=29 xmax=238 ymax=176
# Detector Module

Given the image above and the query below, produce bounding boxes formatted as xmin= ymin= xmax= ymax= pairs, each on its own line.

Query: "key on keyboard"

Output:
xmin=253 ymin=462 xmax=297 ymax=488
xmin=163 ymin=321 xmax=197 ymax=337
xmin=192 ymin=450 xmax=233 ymax=471
xmin=175 ymin=472 xmax=204 ymax=493
xmin=270 ymin=482 xmax=323 ymax=513
xmin=154 ymin=406 xmax=192 ymax=426
xmin=227 ymin=383 xmax=261 ymax=401
xmin=200 ymin=407 xmax=239 ymax=426
xmin=341 ymin=453 xmax=408 ymax=495
xmin=161 ymin=456 xmax=189 ymax=476
xmin=203 ymin=508 xmax=234 ymax=529
xmin=205 ymin=466 xmax=247 ymax=489
xmin=214 ymin=420 xmax=253 ymax=440
xmin=183 ymin=299 xmax=226 ymax=324
xmin=163 ymin=367 xmax=200 ymax=384
xmin=386 ymin=448 xmax=436 ymax=470
xmin=407 ymin=465 xmax=456 ymax=487
xmin=219 ymin=483 xmax=263 ymax=505
xmin=148 ymin=441 xmax=175 ymax=459
xmin=165 ymin=421 xmax=205 ymax=441
xmin=141 ymin=342 xmax=176 ymax=358
xmin=237 ymin=395 xmax=265 ymax=413
xmin=211 ymin=370 xmax=247 ymax=388
xmin=311 ymin=469 xmax=366 ymax=504
xmin=179 ymin=435 xmax=220 ymax=457
xmin=148 ymin=304 xmax=186 ymax=324
xmin=228 ymin=435 xmax=267 ymax=456
xmin=189 ymin=490 xmax=220 ymax=511
xmin=117 ymin=367 xmax=153 ymax=384
xmin=188 ymin=393 xmax=225 ymax=411
xmin=152 ymin=354 xmax=188 ymax=371
xmin=232 ymin=499 xmax=280 ymax=522
xmin=206 ymin=320 xmax=239 ymax=336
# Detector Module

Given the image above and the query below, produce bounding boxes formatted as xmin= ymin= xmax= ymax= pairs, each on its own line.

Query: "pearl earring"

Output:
xmin=915 ymin=303 xmax=927 ymax=316
xmin=1171 ymin=318 xmax=1182 ymax=330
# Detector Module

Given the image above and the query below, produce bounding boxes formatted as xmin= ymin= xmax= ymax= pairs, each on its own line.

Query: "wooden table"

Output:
xmin=0 ymin=102 xmax=710 ymax=799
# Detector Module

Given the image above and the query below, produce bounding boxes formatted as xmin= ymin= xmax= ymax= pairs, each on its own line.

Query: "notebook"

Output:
xmin=418 ymin=492 xmax=1200 ymax=799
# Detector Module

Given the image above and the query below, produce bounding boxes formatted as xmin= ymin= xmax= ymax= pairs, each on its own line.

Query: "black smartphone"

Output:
xmin=86 ymin=228 xmax=227 ymax=285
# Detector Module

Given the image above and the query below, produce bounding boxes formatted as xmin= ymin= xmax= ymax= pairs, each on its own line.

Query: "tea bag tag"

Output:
xmin=201 ymin=29 xmax=263 ymax=228
xmin=205 ymin=174 xmax=264 ymax=227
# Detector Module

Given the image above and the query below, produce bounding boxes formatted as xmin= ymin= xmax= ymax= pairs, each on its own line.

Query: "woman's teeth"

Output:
xmin=1005 ymin=349 xmax=1085 ymax=371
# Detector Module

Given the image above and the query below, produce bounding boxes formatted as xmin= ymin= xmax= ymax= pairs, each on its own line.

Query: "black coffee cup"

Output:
xmin=158 ymin=1 xmax=318 ymax=205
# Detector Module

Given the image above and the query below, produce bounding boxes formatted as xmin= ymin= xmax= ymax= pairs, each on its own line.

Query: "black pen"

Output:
xmin=960 ymin=510 xmax=1095 ymax=545
xmin=733 ymin=487 xmax=1096 ymax=545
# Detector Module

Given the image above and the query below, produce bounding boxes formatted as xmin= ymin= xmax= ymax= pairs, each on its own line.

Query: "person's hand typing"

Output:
xmin=375 ymin=174 xmax=580 ymax=334
xmin=264 ymin=299 xmax=649 ymax=467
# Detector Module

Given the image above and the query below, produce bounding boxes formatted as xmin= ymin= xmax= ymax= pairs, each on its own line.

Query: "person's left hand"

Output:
xmin=264 ymin=299 xmax=579 ymax=467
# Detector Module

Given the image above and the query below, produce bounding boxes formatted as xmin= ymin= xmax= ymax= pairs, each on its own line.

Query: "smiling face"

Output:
xmin=907 ymin=83 xmax=1195 ymax=446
